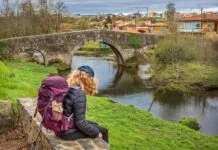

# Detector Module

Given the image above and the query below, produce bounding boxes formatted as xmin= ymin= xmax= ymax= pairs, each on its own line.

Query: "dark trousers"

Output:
xmin=56 ymin=121 xmax=108 ymax=143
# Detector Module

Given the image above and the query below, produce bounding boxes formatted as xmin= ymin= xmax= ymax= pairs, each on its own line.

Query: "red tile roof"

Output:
xmin=179 ymin=13 xmax=218 ymax=22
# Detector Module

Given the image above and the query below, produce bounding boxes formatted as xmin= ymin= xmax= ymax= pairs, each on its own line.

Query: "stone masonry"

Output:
xmin=0 ymin=100 xmax=14 ymax=134
xmin=18 ymin=98 xmax=109 ymax=150
xmin=0 ymin=30 xmax=160 ymax=66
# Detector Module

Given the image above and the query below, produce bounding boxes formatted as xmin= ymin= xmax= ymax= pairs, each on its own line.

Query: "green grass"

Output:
xmin=152 ymin=62 xmax=218 ymax=92
xmin=80 ymin=41 xmax=111 ymax=51
xmin=87 ymin=96 xmax=218 ymax=150
xmin=75 ymin=41 xmax=114 ymax=59
xmin=0 ymin=61 xmax=56 ymax=111
xmin=82 ymin=41 xmax=101 ymax=48
xmin=1 ymin=61 xmax=218 ymax=149
xmin=0 ymin=61 xmax=10 ymax=75
xmin=150 ymin=37 xmax=218 ymax=92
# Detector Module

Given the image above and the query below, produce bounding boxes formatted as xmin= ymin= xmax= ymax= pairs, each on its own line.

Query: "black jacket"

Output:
xmin=62 ymin=86 xmax=100 ymax=137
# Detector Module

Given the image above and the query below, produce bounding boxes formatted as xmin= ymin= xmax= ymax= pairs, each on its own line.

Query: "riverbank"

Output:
xmin=149 ymin=38 xmax=218 ymax=93
xmin=74 ymin=48 xmax=114 ymax=60
xmin=151 ymin=62 xmax=218 ymax=92
xmin=1 ymin=60 xmax=218 ymax=149
xmin=74 ymin=41 xmax=115 ymax=60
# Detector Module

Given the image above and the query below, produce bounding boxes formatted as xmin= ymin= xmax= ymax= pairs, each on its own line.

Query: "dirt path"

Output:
xmin=0 ymin=125 xmax=28 ymax=150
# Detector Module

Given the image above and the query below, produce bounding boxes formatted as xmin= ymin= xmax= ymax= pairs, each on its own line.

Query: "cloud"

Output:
xmin=64 ymin=0 xmax=218 ymax=14
xmin=1 ymin=0 xmax=218 ymax=14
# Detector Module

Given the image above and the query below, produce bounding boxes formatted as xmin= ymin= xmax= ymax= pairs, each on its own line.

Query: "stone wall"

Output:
xmin=0 ymin=100 xmax=14 ymax=134
xmin=18 ymin=98 xmax=109 ymax=150
xmin=0 ymin=30 xmax=161 ymax=66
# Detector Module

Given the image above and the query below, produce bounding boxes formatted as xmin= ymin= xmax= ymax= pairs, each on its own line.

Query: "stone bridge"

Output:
xmin=0 ymin=30 xmax=161 ymax=66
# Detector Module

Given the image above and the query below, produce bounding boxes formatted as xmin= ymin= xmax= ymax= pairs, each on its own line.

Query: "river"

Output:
xmin=70 ymin=56 xmax=218 ymax=135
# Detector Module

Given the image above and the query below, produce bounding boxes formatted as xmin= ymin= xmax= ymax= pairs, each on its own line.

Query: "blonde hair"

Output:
xmin=67 ymin=70 xmax=97 ymax=96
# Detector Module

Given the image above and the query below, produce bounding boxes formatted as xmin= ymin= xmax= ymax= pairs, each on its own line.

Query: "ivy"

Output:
xmin=128 ymin=34 xmax=142 ymax=49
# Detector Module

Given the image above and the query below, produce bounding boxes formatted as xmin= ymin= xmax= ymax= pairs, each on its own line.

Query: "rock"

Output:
xmin=18 ymin=98 xmax=109 ymax=150
xmin=0 ymin=100 xmax=14 ymax=134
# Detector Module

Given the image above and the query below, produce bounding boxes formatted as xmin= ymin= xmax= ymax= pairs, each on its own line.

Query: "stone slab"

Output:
xmin=0 ymin=100 xmax=14 ymax=134
xmin=18 ymin=98 xmax=109 ymax=150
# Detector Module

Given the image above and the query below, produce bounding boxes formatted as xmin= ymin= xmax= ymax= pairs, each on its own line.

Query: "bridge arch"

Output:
xmin=12 ymin=47 xmax=47 ymax=64
xmin=24 ymin=49 xmax=46 ymax=64
xmin=68 ymin=38 xmax=125 ymax=66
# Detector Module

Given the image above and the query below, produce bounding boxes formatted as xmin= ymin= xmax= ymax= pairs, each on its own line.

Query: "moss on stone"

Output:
xmin=179 ymin=117 xmax=200 ymax=131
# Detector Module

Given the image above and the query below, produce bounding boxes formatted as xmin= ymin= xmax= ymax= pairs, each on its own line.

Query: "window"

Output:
xmin=208 ymin=23 xmax=213 ymax=28
xmin=196 ymin=23 xmax=201 ymax=28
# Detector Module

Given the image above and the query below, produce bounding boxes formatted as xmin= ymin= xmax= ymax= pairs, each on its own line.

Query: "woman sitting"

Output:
xmin=56 ymin=66 xmax=108 ymax=143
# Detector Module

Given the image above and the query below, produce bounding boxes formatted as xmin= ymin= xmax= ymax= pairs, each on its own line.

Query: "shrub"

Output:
xmin=178 ymin=117 xmax=200 ymax=130
xmin=154 ymin=39 xmax=196 ymax=65
xmin=152 ymin=62 xmax=218 ymax=92
xmin=128 ymin=35 xmax=142 ymax=49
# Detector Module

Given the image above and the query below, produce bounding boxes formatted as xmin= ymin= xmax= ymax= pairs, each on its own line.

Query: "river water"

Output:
xmin=71 ymin=56 xmax=218 ymax=135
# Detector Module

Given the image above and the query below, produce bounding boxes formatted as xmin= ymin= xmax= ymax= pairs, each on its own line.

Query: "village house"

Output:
xmin=114 ymin=20 xmax=135 ymax=30
xmin=178 ymin=13 xmax=218 ymax=33
xmin=148 ymin=12 xmax=164 ymax=18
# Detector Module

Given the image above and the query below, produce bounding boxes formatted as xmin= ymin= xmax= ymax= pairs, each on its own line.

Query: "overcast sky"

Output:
xmin=64 ymin=0 xmax=218 ymax=14
xmin=1 ymin=0 xmax=218 ymax=15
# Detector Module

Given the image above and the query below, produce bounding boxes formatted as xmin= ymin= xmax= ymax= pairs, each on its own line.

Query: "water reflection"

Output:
xmin=114 ymin=91 xmax=218 ymax=135
xmin=67 ymin=56 xmax=218 ymax=135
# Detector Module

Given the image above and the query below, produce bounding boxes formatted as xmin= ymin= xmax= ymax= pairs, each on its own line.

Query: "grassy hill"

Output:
xmin=0 ymin=60 xmax=218 ymax=150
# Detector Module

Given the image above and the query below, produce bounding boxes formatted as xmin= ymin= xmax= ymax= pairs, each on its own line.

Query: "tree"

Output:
xmin=103 ymin=14 xmax=112 ymax=28
xmin=0 ymin=0 xmax=67 ymax=39
xmin=75 ymin=19 xmax=91 ymax=30
xmin=19 ymin=0 xmax=36 ymax=35
xmin=1 ymin=0 xmax=11 ymax=17
xmin=166 ymin=3 xmax=176 ymax=22
xmin=0 ymin=0 xmax=14 ymax=38
xmin=38 ymin=0 xmax=53 ymax=33
xmin=53 ymin=1 xmax=66 ymax=32
xmin=165 ymin=3 xmax=177 ymax=41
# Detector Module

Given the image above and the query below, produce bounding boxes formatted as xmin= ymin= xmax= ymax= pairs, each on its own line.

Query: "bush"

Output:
xmin=125 ymin=53 xmax=147 ymax=70
xmin=154 ymin=39 xmax=196 ymax=65
xmin=128 ymin=35 xmax=142 ymax=49
xmin=179 ymin=117 xmax=200 ymax=131
xmin=152 ymin=62 xmax=218 ymax=92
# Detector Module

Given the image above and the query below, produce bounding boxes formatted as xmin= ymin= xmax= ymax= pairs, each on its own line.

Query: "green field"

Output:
xmin=82 ymin=41 xmax=102 ymax=48
xmin=1 ymin=60 xmax=218 ymax=150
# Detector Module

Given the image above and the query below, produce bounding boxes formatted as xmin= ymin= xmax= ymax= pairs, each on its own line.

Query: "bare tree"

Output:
xmin=2 ymin=0 xmax=11 ymax=16
xmin=166 ymin=3 xmax=176 ymax=22
xmin=0 ymin=0 xmax=66 ymax=39
xmin=53 ymin=0 xmax=66 ymax=31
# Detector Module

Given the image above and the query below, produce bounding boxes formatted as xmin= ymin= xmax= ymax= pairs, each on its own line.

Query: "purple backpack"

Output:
xmin=36 ymin=76 xmax=74 ymax=133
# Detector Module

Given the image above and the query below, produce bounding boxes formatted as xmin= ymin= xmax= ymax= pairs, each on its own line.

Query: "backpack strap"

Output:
xmin=31 ymin=95 xmax=53 ymax=149
xmin=33 ymin=107 xmax=37 ymax=118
